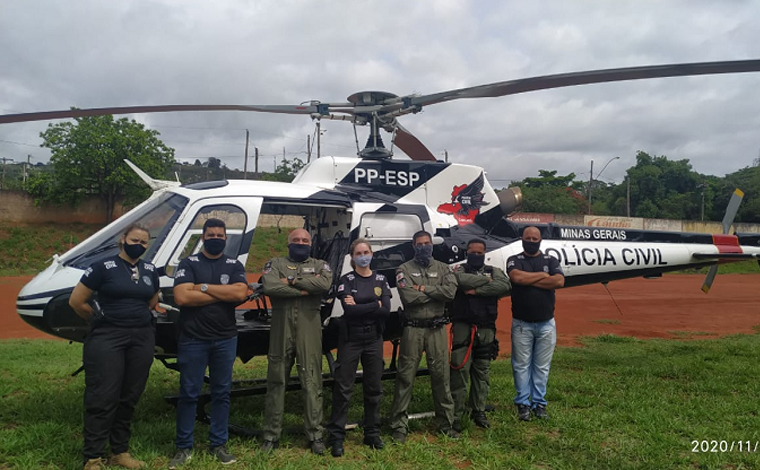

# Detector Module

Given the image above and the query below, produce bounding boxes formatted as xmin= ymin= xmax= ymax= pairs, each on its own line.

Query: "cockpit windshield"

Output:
xmin=64 ymin=193 xmax=188 ymax=269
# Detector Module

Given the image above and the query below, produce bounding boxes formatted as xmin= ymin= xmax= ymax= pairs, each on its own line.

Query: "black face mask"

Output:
xmin=123 ymin=243 xmax=146 ymax=260
xmin=289 ymin=243 xmax=311 ymax=262
xmin=204 ymin=238 xmax=226 ymax=256
xmin=413 ymin=244 xmax=433 ymax=267
xmin=467 ymin=253 xmax=485 ymax=269
xmin=522 ymin=240 xmax=541 ymax=256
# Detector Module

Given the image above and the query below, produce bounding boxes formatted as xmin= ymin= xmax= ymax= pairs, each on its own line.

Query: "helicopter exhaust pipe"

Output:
xmin=498 ymin=187 xmax=523 ymax=216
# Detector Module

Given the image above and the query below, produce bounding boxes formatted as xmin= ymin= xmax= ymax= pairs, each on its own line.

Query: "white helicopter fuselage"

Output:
xmin=14 ymin=156 xmax=760 ymax=354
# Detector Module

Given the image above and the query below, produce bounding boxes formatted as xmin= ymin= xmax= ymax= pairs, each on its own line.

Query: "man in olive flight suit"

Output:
xmin=450 ymin=238 xmax=511 ymax=431
xmin=389 ymin=230 xmax=458 ymax=443
xmin=260 ymin=228 xmax=332 ymax=455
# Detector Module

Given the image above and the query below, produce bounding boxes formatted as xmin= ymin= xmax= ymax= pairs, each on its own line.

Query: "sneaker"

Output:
xmin=83 ymin=458 xmax=106 ymax=470
xmin=108 ymin=452 xmax=146 ymax=469
xmin=391 ymin=430 xmax=407 ymax=444
xmin=259 ymin=440 xmax=279 ymax=453
xmin=210 ymin=445 xmax=237 ymax=465
xmin=533 ymin=405 xmax=548 ymax=420
xmin=471 ymin=411 xmax=490 ymax=429
xmin=310 ymin=438 xmax=325 ymax=455
xmin=168 ymin=449 xmax=192 ymax=469
xmin=363 ymin=436 xmax=385 ymax=450
xmin=330 ymin=440 xmax=344 ymax=457
xmin=517 ymin=404 xmax=532 ymax=421
xmin=439 ymin=428 xmax=461 ymax=439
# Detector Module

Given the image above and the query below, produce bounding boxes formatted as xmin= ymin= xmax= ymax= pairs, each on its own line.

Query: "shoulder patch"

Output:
xmin=143 ymin=263 xmax=155 ymax=271
xmin=322 ymin=262 xmax=331 ymax=272
xmin=226 ymin=258 xmax=238 ymax=264
xmin=262 ymin=261 xmax=272 ymax=274
xmin=84 ymin=267 xmax=93 ymax=277
xmin=104 ymin=260 xmax=117 ymax=270
xmin=375 ymin=273 xmax=385 ymax=281
xmin=175 ymin=268 xmax=186 ymax=278
xmin=188 ymin=256 xmax=199 ymax=262
xmin=337 ymin=284 xmax=345 ymax=293
xmin=347 ymin=273 xmax=355 ymax=281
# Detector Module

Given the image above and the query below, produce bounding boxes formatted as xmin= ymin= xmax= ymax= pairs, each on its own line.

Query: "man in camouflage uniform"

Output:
xmin=260 ymin=228 xmax=332 ymax=455
xmin=450 ymin=238 xmax=511 ymax=431
xmin=389 ymin=230 xmax=458 ymax=443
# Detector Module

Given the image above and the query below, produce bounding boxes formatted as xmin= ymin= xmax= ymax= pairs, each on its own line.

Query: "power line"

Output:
xmin=0 ymin=138 xmax=39 ymax=148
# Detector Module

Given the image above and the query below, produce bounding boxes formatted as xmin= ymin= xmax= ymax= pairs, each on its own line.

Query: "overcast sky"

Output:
xmin=2 ymin=0 xmax=760 ymax=186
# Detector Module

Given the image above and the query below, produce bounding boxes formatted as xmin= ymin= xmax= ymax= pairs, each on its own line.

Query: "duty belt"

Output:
xmin=404 ymin=316 xmax=451 ymax=329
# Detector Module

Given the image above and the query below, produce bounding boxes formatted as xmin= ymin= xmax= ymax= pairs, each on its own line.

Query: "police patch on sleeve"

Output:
xmin=322 ymin=263 xmax=331 ymax=272
xmin=175 ymin=268 xmax=186 ymax=279
xmin=337 ymin=284 xmax=345 ymax=293
xmin=396 ymin=272 xmax=407 ymax=288
xmin=263 ymin=261 xmax=272 ymax=274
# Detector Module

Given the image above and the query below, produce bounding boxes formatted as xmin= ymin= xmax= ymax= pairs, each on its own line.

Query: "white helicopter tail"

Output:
xmin=124 ymin=159 xmax=181 ymax=191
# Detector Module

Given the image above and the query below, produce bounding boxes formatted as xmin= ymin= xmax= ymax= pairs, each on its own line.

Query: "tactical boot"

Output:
xmin=471 ymin=411 xmax=490 ymax=429
xmin=363 ymin=436 xmax=385 ymax=449
xmin=83 ymin=458 xmax=105 ymax=470
xmin=259 ymin=440 xmax=279 ymax=453
xmin=391 ymin=430 xmax=407 ymax=444
xmin=452 ymin=419 xmax=463 ymax=433
xmin=108 ymin=452 xmax=146 ymax=469
xmin=439 ymin=428 xmax=461 ymax=439
xmin=330 ymin=440 xmax=344 ymax=457
xmin=517 ymin=404 xmax=532 ymax=421
xmin=310 ymin=438 xmax=325 ymax=455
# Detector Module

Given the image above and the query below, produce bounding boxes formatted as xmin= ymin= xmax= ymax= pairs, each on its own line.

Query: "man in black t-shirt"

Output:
xmin=169 ymin=218 xmax=248 ymax=468
xmin=506 ymin=226 xmax=564 ymax=421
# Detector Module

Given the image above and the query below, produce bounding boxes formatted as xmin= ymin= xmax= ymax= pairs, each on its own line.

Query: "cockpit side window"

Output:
xmin=65 ymin=193 xmax=188 ymax=269
xmin=165 ymin=204 xmax=247 ymax=277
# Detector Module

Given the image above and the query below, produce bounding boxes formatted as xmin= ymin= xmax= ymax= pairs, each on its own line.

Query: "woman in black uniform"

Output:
xmin=327 ymin=238 xmax=391 ymax=457
xmin=69 ymin=223 xmax=159 ymax=470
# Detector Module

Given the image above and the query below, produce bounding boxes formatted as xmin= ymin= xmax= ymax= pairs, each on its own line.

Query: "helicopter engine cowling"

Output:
xmin=498 ymin=187 xmax=523 ymax=216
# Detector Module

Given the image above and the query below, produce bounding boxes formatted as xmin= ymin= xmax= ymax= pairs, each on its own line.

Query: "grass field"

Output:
xmin=2 ymin=335 xmax=759 ymax=469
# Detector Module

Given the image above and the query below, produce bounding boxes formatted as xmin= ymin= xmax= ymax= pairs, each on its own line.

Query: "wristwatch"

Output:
xmin=200 ymin=283 xmax=209 ymax=293
xmin=287 ymin=276 xmax=295 ymax=286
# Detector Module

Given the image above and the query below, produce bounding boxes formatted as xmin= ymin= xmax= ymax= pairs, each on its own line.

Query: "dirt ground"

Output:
xmin=2 ymin=275 xmax=759 ymax=348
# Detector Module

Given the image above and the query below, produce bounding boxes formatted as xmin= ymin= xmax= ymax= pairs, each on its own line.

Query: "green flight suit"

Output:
xmin=261 ymin=256 xmax=332 ymax=441
xmin=450 ymin=265 xmax=511 ymax=423
xmin=389 ymin=258 xmax=458 ymax=435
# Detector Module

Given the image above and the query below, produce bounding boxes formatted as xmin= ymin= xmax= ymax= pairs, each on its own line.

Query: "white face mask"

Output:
xmin=354 ymin=254 xmax=372 ymax=268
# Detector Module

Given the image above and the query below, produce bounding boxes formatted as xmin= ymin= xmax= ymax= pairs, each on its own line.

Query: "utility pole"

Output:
xmin=444 ymin=150 xmax=448 ymax=163
xmin=626 ymin=177 xmax=631 ymax=217
xmin=243 ymin=129 xmax=250 ymax=179
xmin=0 ymin=157 xmax=13 ymax=189
xmin=317 ymin=121 xmax=321 ymax=159
xmin=254 ymin=147 xmax=259 ymax=176
xmin=23 ymin=154 xmax=32 ymax=184
xmin=587 ymin=160 xmax=594 ymax=215
xmin=307 ymin=135 xmax=311 ymax=163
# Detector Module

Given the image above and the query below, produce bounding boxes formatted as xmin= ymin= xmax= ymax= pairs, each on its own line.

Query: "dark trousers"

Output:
xmin=327 ymin=325 xmax=384 ymax=443
xmin=175 ymin=335 xmax=237 ymax=449
xmin=82 ymin=324 xmax=155 ymax=460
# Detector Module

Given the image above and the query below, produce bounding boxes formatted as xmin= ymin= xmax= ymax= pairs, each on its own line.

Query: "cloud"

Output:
xmin=2 ymin=0 xmax=759 ymax=183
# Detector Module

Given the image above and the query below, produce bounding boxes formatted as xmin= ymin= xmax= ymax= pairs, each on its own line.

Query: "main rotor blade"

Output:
xmin=411 ymin=60 xmax=760 ymax=107
xmin=0 ymin=104 xmax=325 ymax=125
xmin=393 ymin=123 xmax=436 ymax=161
xmin=721 ymin=188 xmax=744 ymax=234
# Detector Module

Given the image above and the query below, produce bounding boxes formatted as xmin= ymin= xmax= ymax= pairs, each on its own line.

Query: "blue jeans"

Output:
xmin=175 ymin=335 xmax=237 ymax=449
xmin=511 ymin=318 xmax=556 ymax=408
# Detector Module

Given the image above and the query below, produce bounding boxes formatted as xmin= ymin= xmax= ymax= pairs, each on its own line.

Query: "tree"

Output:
xmin=38 ymin=114 xmax=175 ymax=221
xmin=261 ymin=157 xmax=305 ymax=182
xmin=514 ymin=170 xmax=586 ymax=214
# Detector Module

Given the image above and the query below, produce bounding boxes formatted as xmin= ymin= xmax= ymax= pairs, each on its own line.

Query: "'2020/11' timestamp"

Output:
xmin=691 ymin=440 xmax=758 ymax=453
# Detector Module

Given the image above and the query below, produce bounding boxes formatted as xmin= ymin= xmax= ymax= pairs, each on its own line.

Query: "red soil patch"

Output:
xmin=2 ymin=274 xmax=759 ymax=346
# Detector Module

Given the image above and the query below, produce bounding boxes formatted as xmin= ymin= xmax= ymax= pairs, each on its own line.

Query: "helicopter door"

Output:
xmin=158 ymin=197 xmax=263 ymax=278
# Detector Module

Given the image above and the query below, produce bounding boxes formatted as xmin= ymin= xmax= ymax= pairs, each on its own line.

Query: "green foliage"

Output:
xmin=38 ymin=113 xmax=175 ymax=221
xmin=260 ymin=157 xmax=305 ymax=183
xmin=0 ymin=223 xmax=101 ymax=276
xmin=515 ymin=170 xmax=586 ymax=214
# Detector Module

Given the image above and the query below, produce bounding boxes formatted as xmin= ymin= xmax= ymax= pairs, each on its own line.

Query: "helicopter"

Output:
xmin=7 ymin=59 xmax=760 ymax=384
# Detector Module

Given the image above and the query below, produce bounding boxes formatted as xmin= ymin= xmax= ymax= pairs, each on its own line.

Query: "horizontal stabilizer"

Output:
xmin=124 ymin=160 xmax=180 ymax=191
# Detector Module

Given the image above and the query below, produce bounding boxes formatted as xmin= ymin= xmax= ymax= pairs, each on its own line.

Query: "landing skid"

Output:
xmin=162 ymin=339 xmax=435 ymax=437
